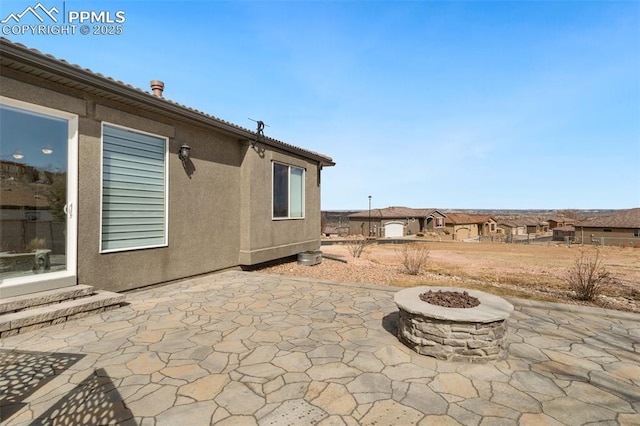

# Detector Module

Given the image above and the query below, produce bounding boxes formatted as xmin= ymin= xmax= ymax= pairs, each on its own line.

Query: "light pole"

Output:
xmin=368 ymin=195 xmax=372 ymax=237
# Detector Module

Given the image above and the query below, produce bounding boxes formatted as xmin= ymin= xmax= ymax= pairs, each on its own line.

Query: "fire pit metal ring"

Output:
xmin=394 ymin=286 xmax=514 ymax=362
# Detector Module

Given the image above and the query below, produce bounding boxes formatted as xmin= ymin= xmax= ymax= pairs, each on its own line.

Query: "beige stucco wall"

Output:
xmin=482 ymin=220 xmax=498 ymax=235
xmin=239 ymin=145 xmax=321 ymax=264
xmin=446 ymin=224 xmax=479 ymax=240
xmin=349 ymin=217 xmax=430 ymax=237
xmin=75 ymin=105 xmax=245 ymax=291
xmin=1 ymin=73 xmax=324 ymax=292
xmin=348 ymin=218 xmax=382 ymax=237
xmin=497 ymin=225 xmax=527 ymax=236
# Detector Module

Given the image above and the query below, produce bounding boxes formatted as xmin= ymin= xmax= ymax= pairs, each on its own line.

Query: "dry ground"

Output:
xmin=258 ymin=241 xmax=640 ymax=313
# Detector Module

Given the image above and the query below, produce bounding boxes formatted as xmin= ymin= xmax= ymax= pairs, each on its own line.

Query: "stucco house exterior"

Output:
xmin=443 ymin=214 xmax=497 ymax=241
xmin=547 ymin=217 xmax=575 ymax=229
xmin=0 ymin=38 xmax=334 ymax=299
xmin=497 ymin=218 xmax=547 ymax=237
xmin=574 ymin=208 xmax=640 ymax=247
xmin=321 ymin=210 xmax=357 ymax=236
xmin=496 ymin=220 xmax=527 ymax=237
xmin=348 ymin=207 xmax=446 ymax=238
xmin=552 ymin=226 xmax=575 ymax=242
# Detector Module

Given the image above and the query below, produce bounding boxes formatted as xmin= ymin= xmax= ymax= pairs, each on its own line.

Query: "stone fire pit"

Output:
xmin=394 ymin=286 xmax=514 ymax=362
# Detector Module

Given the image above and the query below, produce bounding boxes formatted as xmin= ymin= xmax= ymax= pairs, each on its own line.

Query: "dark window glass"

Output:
xmin=273 ymin=163 xmax=289 ymax=218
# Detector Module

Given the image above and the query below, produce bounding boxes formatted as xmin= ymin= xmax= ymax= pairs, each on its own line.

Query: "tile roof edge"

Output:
xmin=0 ymin=37 xmax=335 ymax=166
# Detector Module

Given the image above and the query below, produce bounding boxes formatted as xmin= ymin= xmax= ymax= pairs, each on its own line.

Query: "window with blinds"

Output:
xmin=101 ymin=124 xmax=168 ymax=252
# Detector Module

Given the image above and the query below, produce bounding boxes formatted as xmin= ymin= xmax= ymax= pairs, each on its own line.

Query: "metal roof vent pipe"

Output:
xmin=150 ymin=80 xmax=164 ymax=97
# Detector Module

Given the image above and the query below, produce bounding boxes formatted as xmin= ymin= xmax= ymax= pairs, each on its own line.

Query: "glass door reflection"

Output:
xmin=0 ymin=104 xmax=68 ymax=281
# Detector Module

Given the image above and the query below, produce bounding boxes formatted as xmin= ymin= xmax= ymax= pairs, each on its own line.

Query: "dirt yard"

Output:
xmin=258 ymin=241 xmax=640 ymax=313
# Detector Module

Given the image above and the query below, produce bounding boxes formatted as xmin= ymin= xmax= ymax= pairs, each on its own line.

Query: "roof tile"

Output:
xmin=349 ymin=207 xmax=443 ymax=219
xmin=575 ymin=208 xmax=640 ymax=228
xmin=445 ymin=213 xmax=494 ymax=225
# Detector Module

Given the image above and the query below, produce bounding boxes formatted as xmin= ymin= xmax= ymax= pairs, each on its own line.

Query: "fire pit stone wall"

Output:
xmin=394 ymin=286 xmax=514 ymax=362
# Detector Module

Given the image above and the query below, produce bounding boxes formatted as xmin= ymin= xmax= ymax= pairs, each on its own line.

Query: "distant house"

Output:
xmin=574 ymin=208 xmax=640 ymax=246
xmin=444 ymin=214 xmax=497 ymax=240
xmin=321 ymin=210 xmax=358 ymax=236
xmin=497 ymin=218 xmax=547 ymax=236
xmin=552 ymin=226 xmax=575 ymax=242
xmin=348 ymin=207 xmax=446 ymax=238
xmin=497 ymin=220 xmax=527 ymax=236
xmin=547 ymin=217 xmax=575 ymax=229
xmin=525 ymin=219 xmax=548 ymax=234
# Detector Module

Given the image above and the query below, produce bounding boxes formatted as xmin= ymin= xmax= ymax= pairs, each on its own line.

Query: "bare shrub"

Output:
xmin=396 ymin=243 xmax=430 ymax=275
xmin=344 ymin=235 xmax=374 ymax=258
xmin=565 ymin=249 xmax=616 ymax=301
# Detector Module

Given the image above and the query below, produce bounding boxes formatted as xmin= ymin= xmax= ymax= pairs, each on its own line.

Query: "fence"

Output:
xmin=0 ymin=219 xmax=65 ymax=254
xmin=477 ymin=234 xmax=552 ymax=244
xmin=322 ymin=234 xmax=639 ymax=248
xmin=574 ymin=236 xmax=640 ymax=248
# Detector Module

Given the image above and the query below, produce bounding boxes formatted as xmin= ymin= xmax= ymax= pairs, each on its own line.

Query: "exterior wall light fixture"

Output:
xmin=178 ymin=144 xmax=191 ymax=162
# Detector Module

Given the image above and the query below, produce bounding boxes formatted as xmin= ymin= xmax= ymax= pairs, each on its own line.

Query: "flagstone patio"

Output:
xmin=1 ymin=271 xmax=638 ymax=425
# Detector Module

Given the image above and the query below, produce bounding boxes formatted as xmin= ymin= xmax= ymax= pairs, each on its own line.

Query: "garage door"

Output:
xmin=384 ymin=221 xmax=404 ymax=238
xmin=456 ymin=228 xmax=470 ymax=240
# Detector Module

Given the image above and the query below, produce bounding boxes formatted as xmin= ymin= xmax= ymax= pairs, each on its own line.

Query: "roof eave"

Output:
xmin=0 ymin=38 xmax=335 ymax=167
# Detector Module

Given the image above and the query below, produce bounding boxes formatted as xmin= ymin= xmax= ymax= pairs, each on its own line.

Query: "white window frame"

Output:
xmin=100 ymin=122 xmax=169 ymax=253
xmin=0 ymin=96 xmax=78 ymax=294
xmin=272 ymin=161 xmax=305 ymax=220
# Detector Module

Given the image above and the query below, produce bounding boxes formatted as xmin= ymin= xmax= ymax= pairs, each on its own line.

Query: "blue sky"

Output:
xmin=2 ymin=0 xmax=639 ymax=210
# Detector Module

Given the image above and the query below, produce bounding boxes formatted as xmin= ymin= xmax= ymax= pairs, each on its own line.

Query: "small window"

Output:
xmin=435 ymin=217 xmax=444 ymax=228
xmin=603 ymin=228 xmax=612 ymax=233
xmin=635 ymin=230 xmax=640 ymax=237
xmin=273 ymin=162 xmax=305 ymax=219
xmin=101 ymin=123 xmax=168 ymax=252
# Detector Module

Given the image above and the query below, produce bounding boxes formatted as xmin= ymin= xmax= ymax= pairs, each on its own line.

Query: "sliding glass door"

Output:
xmin=0 ymin=97 xmax=77 ymax=298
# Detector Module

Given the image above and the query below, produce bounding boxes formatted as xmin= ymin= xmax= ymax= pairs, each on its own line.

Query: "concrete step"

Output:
xmin=0 ymin=290 xmax=126 ymax=338
xmin=0 ymin=285 xmax=95 ymax=314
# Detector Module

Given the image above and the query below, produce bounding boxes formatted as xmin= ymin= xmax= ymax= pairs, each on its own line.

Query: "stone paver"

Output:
xmin=0 ymin=271 xmax=638 ymax=425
